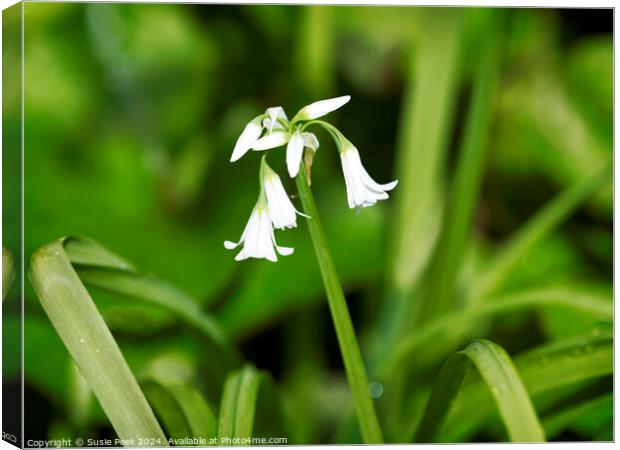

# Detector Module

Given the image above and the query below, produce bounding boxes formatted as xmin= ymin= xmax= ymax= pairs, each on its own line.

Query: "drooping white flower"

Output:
xmin=339 ymin=141 xmax=398 ymax=209
xmin=224 ymin=194 xmax=293 ymax=262
xmin=261 ymin=157 xmax=308 ymax=229
xmin=230 ymin=115 xmax=264 ymax=162
xmin=292 ymin=95 xmax=351 ymax=122
xmin=252 ymin=127 xmax=320 ymax=178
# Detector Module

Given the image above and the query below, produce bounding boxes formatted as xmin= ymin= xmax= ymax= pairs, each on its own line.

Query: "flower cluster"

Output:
xmin=225 ymin=96 xmax=397 ymax=262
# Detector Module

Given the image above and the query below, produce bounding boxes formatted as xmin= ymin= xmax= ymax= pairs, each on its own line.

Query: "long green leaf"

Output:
xmin=542 ymin=393 xmax=612 ymax=439
xmin=373 ymin=10 xmax=465 ymax=360
xmin=439 ymin=329 xmax=612 ymax=441
xmin=3 ymin=247 xmax=15 ymax=300
xmin=295 ymin=167 xmax=383 ymax=444
xmin=466 ymin=162 xmax=612 ymax=302
xmin=140 ymin=352 xmax=217 ymax=444
xmin=63 ymin=236 xmax=239 ymax=365
xmin=416 ymin=339 xmax=544 ymax=443
xmin=380 ymin=285 xmax=612 ymax=377
xmin=29 ymin=239 xmax=167 ymax=444
xmin=419 ymin=9 xmax=503 ymax=322
xmin=217 ymin=365 xmax=262 ymax=444
xmin=144 ymin=382 xmax=216 ymax=444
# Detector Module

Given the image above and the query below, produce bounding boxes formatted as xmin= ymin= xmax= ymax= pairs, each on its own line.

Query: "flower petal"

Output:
xmin=302 ymin=132 xmax=320 ymax=152
xmin=230 ymin=117 xmax=263 ymax=162
xmin=252 ymin=131 xmax=291 ymax=150
xmin=265 ymin=106 xmax=289 ymax=133
xmin=292 ymin=95 xmax=351 ymax=122
xmin=276 ymin=245 xmax=294 ymax=256
xmin=224 ymin=240 xmax=240 ymax=249
xmin=286 ymin=132 xmax=305 ymax=178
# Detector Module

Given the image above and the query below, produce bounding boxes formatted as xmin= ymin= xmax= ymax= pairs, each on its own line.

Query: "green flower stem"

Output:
xmin=295 ymin=165 xmax=383 ymax=444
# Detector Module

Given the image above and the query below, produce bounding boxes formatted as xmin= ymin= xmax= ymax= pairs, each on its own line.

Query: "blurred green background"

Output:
xmin=2 ymin=4 xmax=613 ymax=444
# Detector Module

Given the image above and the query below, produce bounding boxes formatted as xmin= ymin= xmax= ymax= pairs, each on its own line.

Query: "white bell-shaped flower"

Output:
xmin=339 ymin=141 xmax=398 ymax=209
xmin=261 ymin=158 xmax=308 ymax=229
xmin=230 ymin=115 xmax=264 ymax=162
xmin=224 ymin=194 xmax=294 ymax=262
xmin=292 ymin=95 xmax=351 ymax=122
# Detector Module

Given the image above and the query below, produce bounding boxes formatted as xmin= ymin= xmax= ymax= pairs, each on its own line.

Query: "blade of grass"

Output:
xmin=542 ymin=393 xmax=612 ymax=439
xmin=295 ymin=167 xmax=383 ymax=444
xmin=439 ymin=328 xmax=612 ymax=441
xmin=296 ymin=6 xmax=333 ymax=97
xmin=217 ymin=365 xmax=262 ymax=443
xmin=379 ymin=285 xmax=612 ymax=377
xmin=466 ymin=162 xmax=612 ymax=302
xmin=416 ymin=339 xmax=544 ymax=443
xmin=417 ymin=10 xmax=503 ymax=322
xmin=143 ymin=382 xmax=216 ymax=443
xmin=29 ymin=239 xmax=167 ymax=444
xmin=374 ymin=10 xmax=465 ymax=359
xmin=62 ymin=236 xmax=239 ymax=365
xmin=143 ymin=383 xmax=192 ymax=442
xmin=3 ymin=247 xmax=15 ymax=300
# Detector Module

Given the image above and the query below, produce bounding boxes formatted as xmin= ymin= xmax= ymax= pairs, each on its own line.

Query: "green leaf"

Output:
xmin=466 ymin=163 xmax=612 ymax=302
xmin=3 ymin=247 xmax=15 ymax=300
xmin=29 ymin=238 xmax=167 ymax=444
xmin=379 ymin=285 xmax=612 ymax=377
xmin=439 ymin=329 xmax=612 ymax=441
xmin=416 ymin=339 xmax=544 ymax=443
xmin=141 ymin=354 xmax=217 ymax=444
xmin=419 ymin=9 xmax=503 ymax=321
xmin=63 ymin=236 xmax=239 ymax=366
xmin=375 ymin=10 xmax=465 ymax=356
xmin=217 ymin=365 xmax=262 ymax=443
xmin=542 ymin=393 xmax=612 ymax=439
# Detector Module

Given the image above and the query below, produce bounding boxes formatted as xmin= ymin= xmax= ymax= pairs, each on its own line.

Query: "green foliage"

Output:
xmin=28 ymin=239 xmax=167 ymax=443
xmin=9 ymin=4 xmax=612 ymax=445
xmin=416 ymin=339 xmax=544 ymax=443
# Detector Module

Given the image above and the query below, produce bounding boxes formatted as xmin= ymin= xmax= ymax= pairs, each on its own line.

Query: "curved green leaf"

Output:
xmin=29 ymin=239 xmax=167 ymax=444
xmin=63 ymin=236 xmax=239 ymax=365
xmin=416 ymin=339 xmax=544 ymax=443
xmin=380 ymin=286 xmax=612 ymax=377
xmin=439 ymin=329 xmax=612 ymax=441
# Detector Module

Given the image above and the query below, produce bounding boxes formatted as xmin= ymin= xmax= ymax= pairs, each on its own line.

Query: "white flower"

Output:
xmin=261 ymin=158 xmax=308 ymax=229
xmin=224 ymin=196 xmax=294 ymax=262
xmin=230 ymin=115 xmax=264 ymax=162
xmin=339 ymin=142 xmax=398 ymax=209
xmin=251 ymin=128 xmax=320 ymax=178
xmin=292 ymin=95 xmax=351 ymax=122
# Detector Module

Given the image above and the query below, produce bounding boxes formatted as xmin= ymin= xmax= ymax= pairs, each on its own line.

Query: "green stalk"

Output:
xmin=295 ymin=167 xmax=383 ymax=444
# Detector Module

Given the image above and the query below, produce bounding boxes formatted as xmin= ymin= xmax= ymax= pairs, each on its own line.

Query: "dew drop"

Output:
xmin=95 ymin=348 xmax=100 ymax=353
xmin=119 ymin=263 xmax=128 ymax=270
xmin=79 ymin=338 xmax=85 ymax=343
xmin=368 ymin=382 xmax=384 ymax=399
